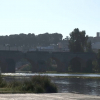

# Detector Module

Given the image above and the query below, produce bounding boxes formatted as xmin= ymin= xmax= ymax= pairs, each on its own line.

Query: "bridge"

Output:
xmin=0 ymin=51 xmax=96 ymax=73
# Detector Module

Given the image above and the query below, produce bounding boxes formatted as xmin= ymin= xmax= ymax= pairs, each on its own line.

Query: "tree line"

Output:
xmin=0 ymin=33 xmax=63 ymax=47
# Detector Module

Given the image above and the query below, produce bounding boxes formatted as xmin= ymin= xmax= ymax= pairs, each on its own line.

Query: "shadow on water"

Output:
xmin=51 ymin=77 xmax=100 ymax=96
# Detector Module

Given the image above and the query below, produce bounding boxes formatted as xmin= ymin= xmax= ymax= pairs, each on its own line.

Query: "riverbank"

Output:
xmin=1 ymin=73 xmax=100 ymax=95
xmin=0 ymin=75 xmax=57 ymax=93
xmin=0 ymin=93 xmax=100 ymax=100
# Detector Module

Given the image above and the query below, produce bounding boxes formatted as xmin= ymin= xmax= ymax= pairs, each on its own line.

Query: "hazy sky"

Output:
xmin=0 ymin=0 xmax=100 ymax=38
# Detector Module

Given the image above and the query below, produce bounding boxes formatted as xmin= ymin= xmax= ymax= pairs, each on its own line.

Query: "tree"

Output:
xmin=86 ymin=41 xmax=92 ymax=52
xmin=50 ymin=33 xmax=63 ymax=44
xmin=68 ymin=28 xmax=88 ymax=52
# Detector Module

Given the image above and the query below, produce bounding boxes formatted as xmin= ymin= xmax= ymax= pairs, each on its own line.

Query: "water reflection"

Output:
xmin=52 ymin=77 xmax=100 ymax=96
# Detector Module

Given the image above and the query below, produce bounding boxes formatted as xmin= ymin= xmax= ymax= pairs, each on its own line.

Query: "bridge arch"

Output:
xmin=15 ymin=58 xmax=33 ymax=72
xmin=46 ymin=57 xmax=59 ymax=72
xmin=6 ymin=59 xmax=16 ymax=73
xmin=0 ymin=51 xmax=96 ymax=73
xmin=68 ymin=57 xmax=85 ymax=72
xmin=83 ymin=59 xmax=93 ymax=73
xmin=0 ymin=60 xmax=8 ymax=73
xmin=46 ymin=56 xmax=66 ymax=72
xmin=0 ymin=58 xmax=16 ymax=73
xmin=36 ymin=59 xmax=47 ymax=72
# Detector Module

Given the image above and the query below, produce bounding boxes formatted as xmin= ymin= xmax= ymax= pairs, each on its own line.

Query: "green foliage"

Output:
xmin=20 ymin=80 xmax=36 ymax=92
xmin=0 ymin=74 xmax=7 ymax=88
xmin=2 ymin=33 xmax=63 ymax=47
xmin=21 ymin=64 xmax=32 ymax=71
xmin=7 ymin=80 xmax=21 ymax=88
xmin=1 ymin=75 xmax=57 ymax=93
xmin=86 ymin=41 xmax=92 ymax=52
xmin=69 ymin=28 xmax=88 ymax=52
xmin=31 ymin=75 xmax=57 ymax=93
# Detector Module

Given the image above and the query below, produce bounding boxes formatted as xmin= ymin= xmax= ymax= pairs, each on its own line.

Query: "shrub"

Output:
xmin=7 ymin=80 xmax=21 ymax=88
xmin=21 ymin=80 xmax=35 ymax=92
xmin=20 ymin=75 xmax=57 ymax=93
xmin=31 ymin=75 xmax=57 ymax=93
xmin=0 ymin=75 xmax=7 ymax=88
xmin=0 ymin=75 xmax=58 ymax=93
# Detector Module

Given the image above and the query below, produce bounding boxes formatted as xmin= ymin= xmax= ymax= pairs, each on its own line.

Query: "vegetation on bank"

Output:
xmin=0 ymin=75 xmax=57 ymax=93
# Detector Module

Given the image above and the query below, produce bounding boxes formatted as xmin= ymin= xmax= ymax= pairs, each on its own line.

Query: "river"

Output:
xmin=2 ymin=73 xmax=100 ymax=96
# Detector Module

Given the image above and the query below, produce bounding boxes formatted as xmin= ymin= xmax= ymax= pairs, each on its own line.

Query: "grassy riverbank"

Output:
xmin=0 ymin=75 xmax=57 ymax=93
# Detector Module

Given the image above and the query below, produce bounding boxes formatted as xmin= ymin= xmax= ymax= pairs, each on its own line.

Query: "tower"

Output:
xmin=97 ymin=32 xmax=100 ymax=37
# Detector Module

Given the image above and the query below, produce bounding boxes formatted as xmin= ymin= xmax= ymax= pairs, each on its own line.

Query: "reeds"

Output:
xmin=0 ymin=75 xmax=57 ymax=93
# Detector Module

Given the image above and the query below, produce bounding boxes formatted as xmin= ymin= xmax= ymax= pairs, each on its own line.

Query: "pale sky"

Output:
xmin=0 ymin=0 xmax=100 ymax=38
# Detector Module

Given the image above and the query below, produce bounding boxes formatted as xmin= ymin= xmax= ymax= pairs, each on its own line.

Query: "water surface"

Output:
xmin=2 ymin=73 xmax=100 ymax=96
xmin=2 ymin=73 xmax=100 ymax=77
xmin=51 ymin=77 xmax=100 ymax=96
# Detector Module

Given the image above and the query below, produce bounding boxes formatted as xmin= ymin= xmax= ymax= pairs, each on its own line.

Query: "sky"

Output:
xmin=0 ymin=0 xmax=100 ymax=38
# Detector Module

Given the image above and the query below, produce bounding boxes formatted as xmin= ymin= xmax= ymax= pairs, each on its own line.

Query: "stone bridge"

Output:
xmin=0 ymin=51 xmax=96 ymax=73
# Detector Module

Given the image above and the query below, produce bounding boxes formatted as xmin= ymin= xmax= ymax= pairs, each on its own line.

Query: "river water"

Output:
xmin=2 ymin=73 xmax=100 ymax=96
xmin=51 ymin=77 xmax=100 ymax=96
